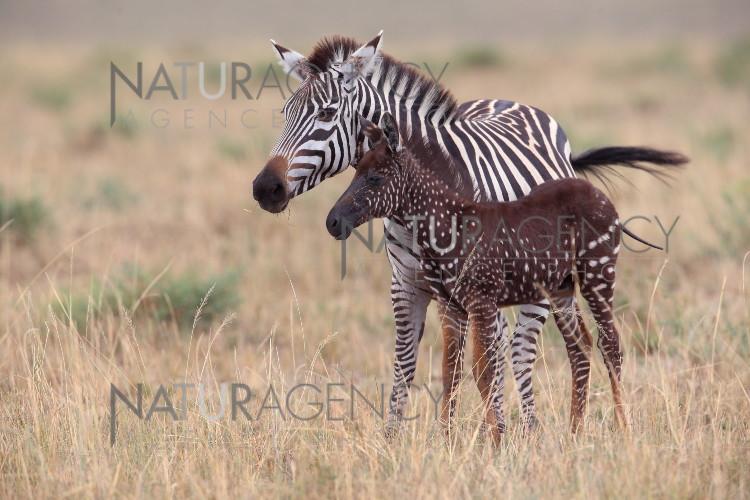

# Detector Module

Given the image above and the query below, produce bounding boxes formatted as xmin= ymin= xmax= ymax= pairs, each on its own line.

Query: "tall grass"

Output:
xmin=2 ymin=274 xmax=748 ymax=498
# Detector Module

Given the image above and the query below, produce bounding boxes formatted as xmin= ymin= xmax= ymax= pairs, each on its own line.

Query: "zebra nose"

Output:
xmin=252 ymin=173 xmax=284 ymax=202
xmin=252 ymin=168 xmax=288 ymax=213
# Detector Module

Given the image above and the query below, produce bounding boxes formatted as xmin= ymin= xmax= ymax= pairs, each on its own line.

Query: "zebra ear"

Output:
xmin=270 ymin=39 xmax=309 ymax=81
xmin=379 ymin=112 xmax=401 ymax=153
xmin=340 ymin=30 xmax=383 ymax=84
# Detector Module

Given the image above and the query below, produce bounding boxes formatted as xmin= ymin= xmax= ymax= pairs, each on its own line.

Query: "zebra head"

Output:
xmin=252 ymin=32 xmax=384 ymax=213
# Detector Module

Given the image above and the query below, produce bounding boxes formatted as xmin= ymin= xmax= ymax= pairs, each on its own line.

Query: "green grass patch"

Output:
xmin=697 ymin=126 xmax=736 ymax=163
xmin=0 ymin=189 xmax=50 ymax=242
xmin=111 ymin=115 xmax=140 ymax=140
xmin=216 ymin=138 xmax=248 ymax=162
xmin=56 ymin=265 xmax=242 ymax=333
xmin=29 ymin=83 xmax=72 ymax=112
xmin=204 ymin=62 xmax=225 ymax=86
xmin=83 ymin=177 xmax=139 ymax=211
xmin=453 ymin=45 xmax=507 ymax=69
xmin=707 ymin=178 xmax=750 ymax=257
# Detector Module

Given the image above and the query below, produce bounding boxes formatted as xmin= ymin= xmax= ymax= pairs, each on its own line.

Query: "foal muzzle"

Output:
xmin=326 ymin=205 xmax=364 ymax=240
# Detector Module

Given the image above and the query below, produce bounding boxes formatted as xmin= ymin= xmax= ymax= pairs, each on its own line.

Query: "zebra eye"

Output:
xmin=316 ymin=108 xmax=336 ymax=121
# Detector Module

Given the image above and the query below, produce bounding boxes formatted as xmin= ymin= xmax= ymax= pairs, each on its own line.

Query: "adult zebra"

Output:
xmin=252 ymin=32 xmax=686 ymax=433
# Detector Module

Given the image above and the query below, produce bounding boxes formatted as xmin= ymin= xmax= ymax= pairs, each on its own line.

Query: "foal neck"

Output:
xmin=402 ymin=162 xmax=472 ymax=212
xmin=397 ymin=161 xmax=481 ymax=255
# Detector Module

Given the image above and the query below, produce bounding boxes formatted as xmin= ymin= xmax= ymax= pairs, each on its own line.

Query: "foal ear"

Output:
xmin=379 ymin=112 xmax=401 ymax=153
xmin=339 ymin=31 xmax=383 ymax=84
xmin=359 ymin=115 xmax=383 ymax=144
xmin=270 ymin=39 xmax=309 ymax=82
xmin=352 ymin=116 xmax=370 ymax=167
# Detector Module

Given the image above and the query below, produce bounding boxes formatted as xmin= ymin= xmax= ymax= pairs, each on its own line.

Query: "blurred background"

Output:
xmin=0 ymin=2 xmax=749 ymax=497
xmin=1 ymin=0 xmax=748 ymax=336
xmin=2 ymin=0 xmax=749 ymax=43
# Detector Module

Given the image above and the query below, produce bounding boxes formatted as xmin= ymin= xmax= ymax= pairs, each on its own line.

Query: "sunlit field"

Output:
xmin=1 ymin=38 xmax=749 ymax=498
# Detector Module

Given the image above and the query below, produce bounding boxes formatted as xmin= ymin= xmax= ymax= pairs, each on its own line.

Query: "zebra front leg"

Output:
xmin=437 ymin=302 xmax=468 ymax=439
xmin=385 ymin=274 xmax=431 ymax=438
xmin=510 ymin=301 xmax=550 ymax=432
xmin=468 ymin=302 xmax=507 ymax=445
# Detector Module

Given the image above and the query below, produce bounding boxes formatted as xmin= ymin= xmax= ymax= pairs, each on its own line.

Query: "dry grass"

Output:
xmin=1 ymin=39 xmax=749 ymax=498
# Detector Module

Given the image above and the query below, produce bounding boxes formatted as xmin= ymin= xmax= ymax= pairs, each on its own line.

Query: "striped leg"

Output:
xmin=383 ymin=220 xmax=433 ymax=437
xmin=581 ymin=271 xmax=627 ymax=430
xmin=510 ymin=301 xmax=550 ymax=431
xmin=384 ymin=273 xmax=431 ymax=437
xmin=437 ymin=302 xmax=468 ymax=437
xmin=468 ymin=302 xmax=507 ymax=445
xmin=551 ymin=296 xmax=592 ymax=433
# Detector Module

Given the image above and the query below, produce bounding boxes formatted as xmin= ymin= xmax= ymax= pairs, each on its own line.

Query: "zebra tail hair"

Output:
xmin=571 ymin=146 xmax=688 ymax=189
xmin=620 ymin=225 xmax=663 ymax=251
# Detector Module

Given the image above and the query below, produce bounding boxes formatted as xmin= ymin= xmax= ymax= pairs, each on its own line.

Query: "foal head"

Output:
xmin=326 ymin=113 xmax=407 ymax=240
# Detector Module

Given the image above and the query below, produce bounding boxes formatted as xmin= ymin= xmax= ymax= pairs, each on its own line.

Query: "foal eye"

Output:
xmin=316 ymin=108 xmax=336 ymax=121
xmin=366 ymin=174 xmax=384 ymax=187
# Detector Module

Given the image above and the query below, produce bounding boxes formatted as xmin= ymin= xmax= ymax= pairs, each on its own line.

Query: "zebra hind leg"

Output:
xmin=511 ymin=301 xmax=550 ymax=433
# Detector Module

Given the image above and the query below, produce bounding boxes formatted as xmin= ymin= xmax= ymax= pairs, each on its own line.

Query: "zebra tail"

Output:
xmin=571 ymin=146 xmax=688 ymax=188
xmin=620 ymin=225 xmax=663 ymax=251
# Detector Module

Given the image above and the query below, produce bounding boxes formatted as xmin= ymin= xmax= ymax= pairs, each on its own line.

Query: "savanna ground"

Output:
xmin=1 ymin=38 xmax=749 ymax=498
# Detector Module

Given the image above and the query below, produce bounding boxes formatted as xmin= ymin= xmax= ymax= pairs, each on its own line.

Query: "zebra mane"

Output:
xmin=304 ymin=36 xmax=459 ymax=125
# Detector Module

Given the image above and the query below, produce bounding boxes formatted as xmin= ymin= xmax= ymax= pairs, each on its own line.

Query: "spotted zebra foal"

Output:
xmin=327 ymin=113 xmax=661 ymax=442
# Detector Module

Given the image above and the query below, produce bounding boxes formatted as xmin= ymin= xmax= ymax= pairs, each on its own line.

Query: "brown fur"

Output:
xmin=328 ymin=115 xmax=632 ymax=440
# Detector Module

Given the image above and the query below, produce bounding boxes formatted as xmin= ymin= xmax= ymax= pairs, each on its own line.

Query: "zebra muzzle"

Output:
xmin=252 ymin=156 xmax=290 ymax=213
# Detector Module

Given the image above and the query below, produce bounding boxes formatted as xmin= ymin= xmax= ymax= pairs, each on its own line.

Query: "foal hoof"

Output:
xmin=478 ymin=422 xmax=505 ymax=446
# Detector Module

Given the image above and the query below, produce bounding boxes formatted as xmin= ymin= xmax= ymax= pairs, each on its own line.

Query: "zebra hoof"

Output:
xmin=384 ymin=420 xmax=401 ymax=441
xmin=523 ymin=415 xmax=540 ymax=435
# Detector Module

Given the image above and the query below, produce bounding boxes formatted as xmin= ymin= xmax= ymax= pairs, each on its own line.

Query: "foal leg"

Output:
xmin=581 ymin=267 xmax=627 ymax=430
xmin=468 ymin=303 xmax=507 ymax=445
xmin=437 ymin=302 xmax=468 ymax=437
xmin=551 ymin=296 xmax=593 ymax=433
xmin=511 ymin=301 xmax=550 ymax=432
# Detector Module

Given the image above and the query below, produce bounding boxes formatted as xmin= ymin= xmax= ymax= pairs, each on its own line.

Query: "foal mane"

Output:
xmin=401 ymin=132 xmax=474 ymax=199
xmin=304 ymin=36 xmax=459 ymax=125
